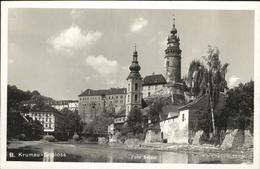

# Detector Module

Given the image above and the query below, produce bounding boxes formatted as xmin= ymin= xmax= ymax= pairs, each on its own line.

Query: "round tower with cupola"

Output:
xmin=164 ymin=15 xmax=184 ymax=97
xmin=164 ymin=15 xmax=182 ymax=84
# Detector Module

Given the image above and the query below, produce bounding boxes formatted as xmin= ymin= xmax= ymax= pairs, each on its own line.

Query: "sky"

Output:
xmin=7 ymin=9 xmax=254 ymax=100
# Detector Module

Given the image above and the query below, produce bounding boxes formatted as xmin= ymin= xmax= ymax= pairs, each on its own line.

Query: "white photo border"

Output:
xmin=1 ymin=1 xmax=260 ymax=169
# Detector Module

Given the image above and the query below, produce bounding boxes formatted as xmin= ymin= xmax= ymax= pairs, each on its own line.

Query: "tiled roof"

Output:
xmin=160 ymin=105 xmax=181 ymax=121
xmin=143 ymin=74 xmax=166 ymax=86
xmin=178 ymin=93 xmax=225 ymax=116
xmin=79 ymin=88 xmax=126 ymax=97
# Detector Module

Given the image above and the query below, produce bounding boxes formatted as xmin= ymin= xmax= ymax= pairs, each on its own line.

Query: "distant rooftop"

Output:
xmin=79 ymin=88 xmax=127 ymax=97
xmin=143 ymin=74 xmax=167 ymax=86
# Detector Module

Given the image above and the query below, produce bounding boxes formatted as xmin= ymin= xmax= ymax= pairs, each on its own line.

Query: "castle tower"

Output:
xmin=125 ymin=45 xmax=143 ymax=119
xmin=164 ymin=15 xmax=182 ymax=84
xmin=164 ymin=15 xmax=184 ymax=97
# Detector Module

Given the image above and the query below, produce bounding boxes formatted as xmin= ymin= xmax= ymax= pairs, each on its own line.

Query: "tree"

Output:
xmin=61 ymin=108 xmax=83 ymax=136
xmin=220 ymin=81 xmax=254 ymax=133
xmin=187 ymin=60 xmax=208 ymax=97
xmin=204 ymin=46 xmax=229 ymax=136
xmin=127 ymin=108 xmax=144 ymax=135
xmin=187 ymin=46 xmax=229 ymax=136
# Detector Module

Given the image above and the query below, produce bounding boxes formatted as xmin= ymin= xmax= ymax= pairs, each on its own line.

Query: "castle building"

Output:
xmin=142 ymin=73 xmax=167 ymax=98
xmin=142 ymin=16 xmax=183 ymax=99
xmin=50 ymin=100 xmax=78 ymax=112
xmin=125 ymin=46 xmax=143 ymax=118
xmin=78 ymin=88 xmax=126 ymax=123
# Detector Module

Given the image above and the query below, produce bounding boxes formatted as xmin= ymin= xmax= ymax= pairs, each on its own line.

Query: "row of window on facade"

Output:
xmin=80 ymin=95 xmax=125 ymax=101
xmin=81 ymin=99 xmax=124 ymax=106
xmin=30 ymin=112 xmax=53 ymax=117
xmin=127 ymin=83 xmax=140 ymax=92
xmin=127 ymin=94 xmax=140 ymax=103
xmin=43 ymin=123 xmax=53 ymax=129
xmin=115 ymin=117 xmax=125 ymax=123
xmin=35 ymin=117 xmax=53 ymax=122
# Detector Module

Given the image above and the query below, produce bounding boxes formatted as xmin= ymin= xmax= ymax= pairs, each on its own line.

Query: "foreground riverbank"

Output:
xmin=120 ymin=142 xmax=253 ymax=163
xmin=7 ymin=140 xmax=253 ymax=163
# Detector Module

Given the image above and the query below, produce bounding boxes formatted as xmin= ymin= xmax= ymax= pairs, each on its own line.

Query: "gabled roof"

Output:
xmin=178 ymin=93 xmax=225 ymax=116
xmin=160 ymin=105 xmax=181 ymax=121
xmin=79 ymin=88 xmax=126 ymax=97
xmin=143 ymin=74 xmax=167 ymax=86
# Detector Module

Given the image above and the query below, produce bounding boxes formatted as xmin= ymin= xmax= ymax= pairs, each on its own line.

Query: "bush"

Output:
xmin=43 ymin=135 xmax=57 ymax=142
xmin=72 ymin=133 xmax=80 ymax=141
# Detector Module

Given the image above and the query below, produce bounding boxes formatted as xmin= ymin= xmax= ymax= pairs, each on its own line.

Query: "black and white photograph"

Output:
xmin=1 ymin=2 xmax=259 ymax=169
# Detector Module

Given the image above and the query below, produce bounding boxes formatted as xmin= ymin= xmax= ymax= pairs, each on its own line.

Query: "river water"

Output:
xmin=7 ymin=142 xmax=242 ymax=163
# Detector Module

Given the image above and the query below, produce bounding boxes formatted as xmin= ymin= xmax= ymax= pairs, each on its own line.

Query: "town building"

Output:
xmin=159 ymin=94 xmax=225 ymax=144
xmin=125 ymin=46 xmax=143 ymax=118
xmin=78 ymin=88 xmax=127 ymax=123
xmin=24 ymin=105 xmax=66 ymax=136
xmin=50 ymin=100 xmax=78 ymax=112
xmin=142 ymin=73 xmax=167 ymax=98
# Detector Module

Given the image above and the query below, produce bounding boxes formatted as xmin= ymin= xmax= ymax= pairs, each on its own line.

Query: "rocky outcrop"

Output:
xmin=192 ymin=130 xmax=206 ymax=145
xmin=244 ymin=130 xmax=253 ymax=148
xmin=221 ymin=129 xmax=244 ymax=149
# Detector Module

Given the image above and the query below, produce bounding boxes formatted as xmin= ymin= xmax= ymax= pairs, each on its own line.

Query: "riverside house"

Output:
xmin=159 ymin=94 xmax=225 ymax=144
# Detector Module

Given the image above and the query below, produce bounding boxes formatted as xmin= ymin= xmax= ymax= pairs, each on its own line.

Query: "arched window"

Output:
xmin=128 ymin=95 xmax=130 ymax=102
xmin=128 ymin=83 xmax=130 ymax=91
xmin=135 ymin=83 xmax=138 ymax=90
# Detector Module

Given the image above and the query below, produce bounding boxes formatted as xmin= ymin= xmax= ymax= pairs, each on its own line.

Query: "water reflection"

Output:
xmin=7 ymin=143 xmax=242 ymax=163
xmin=43 ymin=146 xmax=54 ymax=162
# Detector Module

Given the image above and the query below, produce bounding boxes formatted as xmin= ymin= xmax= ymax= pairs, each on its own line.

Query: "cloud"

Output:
xmin=131 ymin=17 xmax=148 ymax=33
xmin=85 ymin=55 xmax=118 ymax=76
xmin=229 ymin=75 xmax=240 ymax=88
xmin=49 ymin=25 xmax=102 ymax=52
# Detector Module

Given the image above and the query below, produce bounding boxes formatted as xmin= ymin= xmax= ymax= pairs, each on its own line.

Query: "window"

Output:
xmin=128 ymin=84 xmax=130 ymax=91
xmin=166 ymin=61 xmax=169 ymax=67
xmin=116 ymin=96 xmax=118 ymax=99
xmin=128 ymin=95 xmax=130 ymax=102
xmin=135 ymin=94 xmax=138 ymax=102
xmin=135 ymin=83 xmax=138 ymax=90
xmin=120 ymin=96 xmax=123 ymax=99
xmin=148 ymin=92 xmax=151 ymax=97
xmin=182 ymin=114 xmax=185 ymax=122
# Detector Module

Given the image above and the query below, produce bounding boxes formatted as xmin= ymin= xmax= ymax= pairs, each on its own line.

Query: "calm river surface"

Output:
xmin=7 ymin=142 xmax=242 ymax=163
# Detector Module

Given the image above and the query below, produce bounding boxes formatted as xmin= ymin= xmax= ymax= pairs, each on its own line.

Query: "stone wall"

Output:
xmin=144 ymin=129 xmax=161 ymax=143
